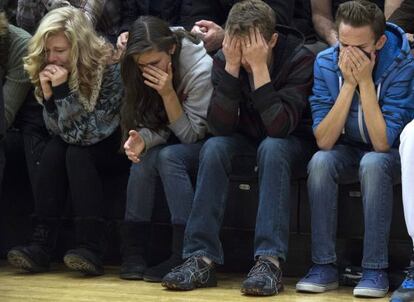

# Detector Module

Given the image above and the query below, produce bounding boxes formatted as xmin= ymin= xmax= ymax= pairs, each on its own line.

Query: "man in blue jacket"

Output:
xmin=295 ymin=0 xmax=414 ymax=298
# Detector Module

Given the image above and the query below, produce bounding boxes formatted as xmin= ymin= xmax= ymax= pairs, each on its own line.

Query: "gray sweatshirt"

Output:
xmin=1 ymin=25 xmax=32 ymax=129
xmin=138 ymin=36 xmax=213 ymax=150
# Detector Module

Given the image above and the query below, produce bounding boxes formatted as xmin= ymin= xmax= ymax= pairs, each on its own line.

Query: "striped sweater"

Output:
xmin=207 ymin=25 xmax=315 ymax=142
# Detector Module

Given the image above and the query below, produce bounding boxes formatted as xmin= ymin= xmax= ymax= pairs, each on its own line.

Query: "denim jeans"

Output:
xmin=308 ymin=144 xmax=401 ymax=269
xmin=183 ymin=135 xmax=316 ymax=264
xmin=125 ymin=141 xmax=203 ymax=225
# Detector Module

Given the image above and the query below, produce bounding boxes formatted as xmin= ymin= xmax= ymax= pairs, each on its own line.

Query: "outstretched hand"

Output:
xmin=124 ymin=130 xmax=146 ymax=163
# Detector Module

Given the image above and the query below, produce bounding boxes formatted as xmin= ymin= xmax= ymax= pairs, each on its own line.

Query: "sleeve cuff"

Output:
xmin=218 ymin=71 xmax=243 ymax=97
xmin=51 ymin=82 xmax=70 ymax=100
xmin=44 ymin=96 xmax=57 ymax=113
xmin=251 ymin=82 xmax=276 ymax=112
xmin=168 ymin=113 xmax=187 ymax=133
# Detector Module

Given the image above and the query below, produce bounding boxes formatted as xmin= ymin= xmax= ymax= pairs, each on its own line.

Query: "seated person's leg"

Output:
xmin=12 ymin=89 xmax=50 ymax=193
xmin=140 ymin=140 xmax=204 ymax=282
xmin=7 ymin=136 xmax=68 ymax=273
xmin=353 ymin=150 xmax=400 ymax=298
xmin=63 ymin=129 xmax=124 ymax=276
xmin=297 ymin=144 xmax=361 ymax=293
xmin=162 ymin=135 xmax=256 ymax=290
xmin=0 ymin=139 xmax=4 ymax=199
xmin=241 ymin=135 xmax=316 ymax=296
xmin=120 ymin=144 xmax=164 ymax=280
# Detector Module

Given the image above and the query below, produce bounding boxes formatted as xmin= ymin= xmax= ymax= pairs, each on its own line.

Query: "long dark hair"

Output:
xmin=120 ymin=16 xmax=199 ymax=142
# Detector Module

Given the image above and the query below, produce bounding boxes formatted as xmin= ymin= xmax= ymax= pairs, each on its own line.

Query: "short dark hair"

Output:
xmin=225 ymin=0 xmax=276 ymax=41
xmin=335 ymin=0 xmax=385 ymax=41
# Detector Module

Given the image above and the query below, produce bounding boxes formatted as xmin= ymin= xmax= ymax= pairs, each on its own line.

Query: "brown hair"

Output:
xmin=225 ymin=0 xmax=276 ymax=41
xmin=120 ymin=16 xmax=200 ymax=141
xmin=335 ymin=0 xmax=385 ymax=41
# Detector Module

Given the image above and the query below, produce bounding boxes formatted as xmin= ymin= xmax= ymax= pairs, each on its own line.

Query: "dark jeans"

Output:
xmin=308 ymin=145 xmax=401 ymax=269
xmin=125 ymin=141 xmax=204 ymax=225
xmin=183 ymin=135 xmax=316 ymax=264
xmin=34 ymin=128 xmax=128 ymax=219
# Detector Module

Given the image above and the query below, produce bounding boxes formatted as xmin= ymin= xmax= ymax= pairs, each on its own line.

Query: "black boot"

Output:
xmin=63 ymin=217 xmax=106 ymax=276
xmin=7 ymin=217 xmax=59 ymax=273
xmin=119 ymin=221 xmax=150 ymax=280
xmin=143 ymin=224 xmax=185 ymax=282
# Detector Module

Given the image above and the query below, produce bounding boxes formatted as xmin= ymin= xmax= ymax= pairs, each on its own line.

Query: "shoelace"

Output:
xmin=172 ymin=257 xmax=198 ymax=272
xmin=171 ymin=257 xmax=212 ymax=284
xmin=248 ymin=259 xmax=279 ymax=279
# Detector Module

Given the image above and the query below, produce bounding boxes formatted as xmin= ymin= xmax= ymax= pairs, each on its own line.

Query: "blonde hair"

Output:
xmin=24 ymin=6 xmax=113 ymax=111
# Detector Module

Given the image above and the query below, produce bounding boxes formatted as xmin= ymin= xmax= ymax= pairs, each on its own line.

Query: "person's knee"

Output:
xmin=199 ymin=136 xmax=232 ymax=163
xmin=157 ymin=145 xmax=184 ymax=173
xmin=359 ymin=152 xmax=393 ymax=179
xmin=158 ymin=145 xmax=182 ymax=165
xmin=308 ymin=150 xmax=339 ymax=177
xmin=257 ymin=137 xmax=291 ymax=163
xmin=66 ymin=145 xmax=89 ymax=165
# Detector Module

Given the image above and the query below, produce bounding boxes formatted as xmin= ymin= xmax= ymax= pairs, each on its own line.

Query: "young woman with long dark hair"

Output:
xmin=119 ymin=16 xmax=213 ymax=282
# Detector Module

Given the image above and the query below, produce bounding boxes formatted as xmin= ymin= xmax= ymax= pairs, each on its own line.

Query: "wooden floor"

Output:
xmin=0 ymin=262 xmax=391 ymax=302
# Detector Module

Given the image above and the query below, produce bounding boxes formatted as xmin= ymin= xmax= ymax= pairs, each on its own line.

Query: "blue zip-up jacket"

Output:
xmin=310 ymin=22 xmax=414 ymax=148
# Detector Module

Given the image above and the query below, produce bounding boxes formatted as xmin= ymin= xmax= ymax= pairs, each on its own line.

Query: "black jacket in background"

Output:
xmin=0 ymin=78 xmax=4 ymax=139
xmin=389 ymin=0 xmax=414 ymax=34
xmin=180 ymin=0 xmax=295 ymax=29
xmin=120 ymin=0 xmax=187 ymax=33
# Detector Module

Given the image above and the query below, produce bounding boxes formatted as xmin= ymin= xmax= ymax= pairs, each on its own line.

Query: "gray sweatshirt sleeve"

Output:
xmin=138 ymin=127 xmax=170 ymax=151
xmin=4 ymin=25 xmax=32 ymax=129
xmin=167 ymin=50 xmax=213 ymax=143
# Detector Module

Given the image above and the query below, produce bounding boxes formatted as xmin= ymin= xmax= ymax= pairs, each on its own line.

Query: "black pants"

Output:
xmin=13 ymin=90 xmax=50 ymax=194
xmin=34 ymin=128 xmax=128 ymax=219
xmin=0 ymin=90 xmax=49 ymax=202
xmin=0 ymin=139 xmax=5 ymax=199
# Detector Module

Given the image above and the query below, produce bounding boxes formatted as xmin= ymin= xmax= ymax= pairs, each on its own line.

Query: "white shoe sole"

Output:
xmin=296 ymin=281 xmax=339 ymax=293
xmin=353 ymin=287 xmax=388 ymax=298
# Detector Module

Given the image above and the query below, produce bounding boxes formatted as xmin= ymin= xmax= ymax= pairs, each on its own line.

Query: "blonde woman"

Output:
xmin=7 ymin=6 xmax=126 ymax=276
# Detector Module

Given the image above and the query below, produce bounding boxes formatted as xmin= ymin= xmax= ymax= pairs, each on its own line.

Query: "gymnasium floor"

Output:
xmin=0 ymin=262 xmax=391 ymax=302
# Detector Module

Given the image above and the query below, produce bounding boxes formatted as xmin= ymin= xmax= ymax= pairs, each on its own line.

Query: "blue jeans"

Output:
xmin=308 ymin=144 xmax=401 ymax=269
xmin=125 ymin=141 xmax=203 ymax=225
xmin=183 ymin=135 xmax=316 ymax=264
